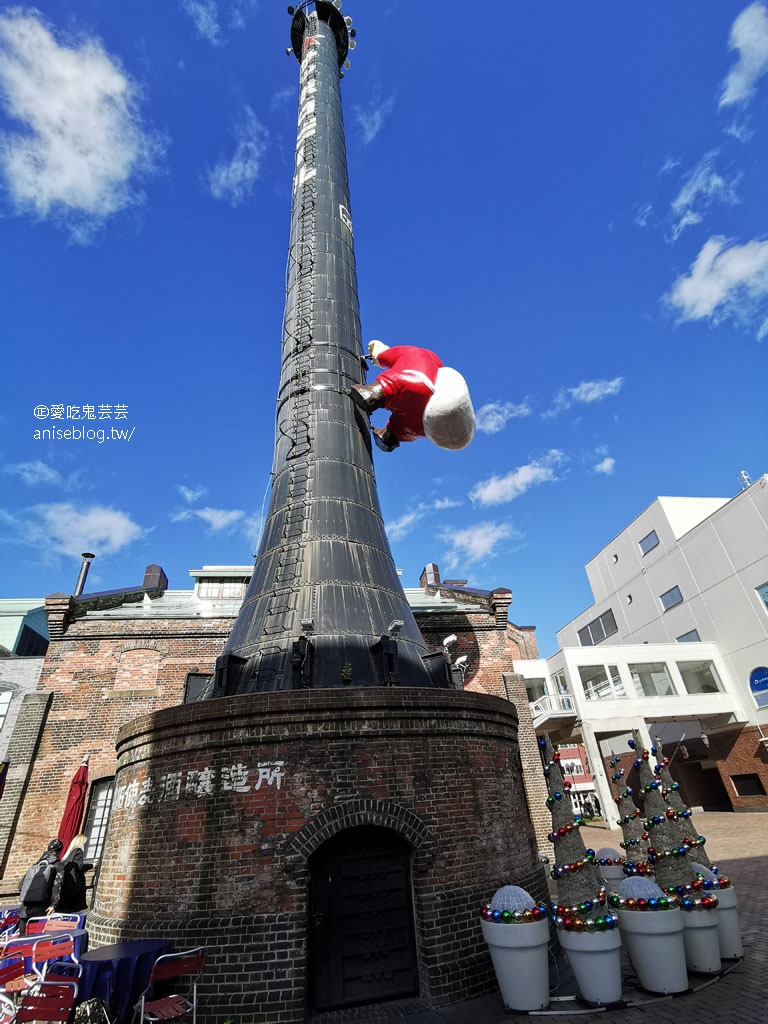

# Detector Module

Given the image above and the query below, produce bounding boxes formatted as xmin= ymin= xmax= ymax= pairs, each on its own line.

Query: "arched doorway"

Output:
xmin=308 ymin=825 xmax=419 ymax=1011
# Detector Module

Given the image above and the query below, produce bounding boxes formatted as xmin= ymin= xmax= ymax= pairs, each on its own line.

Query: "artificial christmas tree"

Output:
xmin=540 ymin=735 xmax=622 ymax=1004
xmin=608 ymin=751 xmax=651 ymax=877
xmin=652 ymin=738 xmax=711 ymax=867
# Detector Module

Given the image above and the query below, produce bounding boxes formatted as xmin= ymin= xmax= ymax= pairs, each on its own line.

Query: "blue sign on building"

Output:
xmin=749 ymin=666 xmax=768 ymax=708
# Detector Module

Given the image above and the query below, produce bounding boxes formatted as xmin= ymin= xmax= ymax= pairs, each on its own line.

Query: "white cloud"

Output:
xmin=659 ymin=157 xmax=681 ymax=176
xmin=0 ymin=502 xmax=145 ymax=559
xmin=720 ymin=2 xmax=768 ymax=108
xmin=594 ymin=457 xmax=616 ymax=475
xmin=179 ymin=1 xmax=222 ymax=45
xmin=544 ymin=378 xmax=624 ymax=418
xmin=173 ymin=506 xmax=245 ymax=531
xmin=441 ymin=521 xmax=518 ymax=568
xmin=178 ymin=0 xmax=258 ymax=44
xmin=177 ymin=484 xmax=206 ymax=504
xmin=270 ymin=86 xmax=295 ymax=112
xmin=0 ymin=10 xmax=161 ymax=241
xmin=669 ymin=152 xmax=740 ymax=240
xmin=665 ymin=235 xmax=768 ymax=332
xmin=207 ymin=105 xmax=268 ymax=206
xmin=353 ymin=89 xmax=396 ymax=145
xmin=386 ymin=508 xmax=426 ymax=541
xmin=4 ymin=461 xmax=61 ymax=486
xmin=228 ymin=0 xmax=259 ymax=32
xmin=433 ymin=497 xmax=461 ymax=510
xmin=475 ymin=399 xmax=532 ymax=435
xmin=634 ymin=202 xmax=653 ymax=228
xmin=469 ymin=450 xmax=565 ymax=507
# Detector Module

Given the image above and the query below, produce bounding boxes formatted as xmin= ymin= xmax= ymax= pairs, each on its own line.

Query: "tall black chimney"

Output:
xmin=214 ymin=2 xmax=440 ymax=695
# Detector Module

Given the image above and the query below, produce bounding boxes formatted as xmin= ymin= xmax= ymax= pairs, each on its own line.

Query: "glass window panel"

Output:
xmin=0 ymin=691 xmax=12 ymax=731
xmin=639 ymin=530 xmax=659 ymax=555
xmin=731 ymin=773 xmax=766 ymax=797
xmin=525 ymin=679 xmax=547 ymax=703
xmin=577 ymin=626 xmax=593 ymax=647
xmin=678 ymin=660 xmax=722 ymax=694
xmin=629 ymin=662 xmax=675 ymax=697
xmin=676 ymin=629 xmax=701 ymax=642
xmin=82 ymin=778 xmax=115 ymax=861
xmin=601 ymin=609 xmax=618 ymax=638
xmin=757 ymin=583 xmax=768 ymax=612
xmin=578 ymin=665 xmax=608 ymax=700
xmin=660 ymin=586 xmax=683 ymax=611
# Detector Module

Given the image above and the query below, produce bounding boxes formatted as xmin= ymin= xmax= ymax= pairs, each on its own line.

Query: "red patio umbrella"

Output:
xmin=58 ymin=756 xmax=89 ymax=851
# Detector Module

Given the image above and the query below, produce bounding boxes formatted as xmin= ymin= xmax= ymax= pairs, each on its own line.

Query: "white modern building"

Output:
xmin=515 ymin=475 xmax=768 ymax=818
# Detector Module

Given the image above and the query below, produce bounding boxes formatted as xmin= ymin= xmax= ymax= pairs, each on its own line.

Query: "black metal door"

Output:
xmin=309 ymin=826 xmax=418 ymax=1011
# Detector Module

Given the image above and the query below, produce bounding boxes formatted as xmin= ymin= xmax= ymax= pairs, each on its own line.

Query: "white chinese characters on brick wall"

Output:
xmin=114 ymin=761 xmax=286 ymax=810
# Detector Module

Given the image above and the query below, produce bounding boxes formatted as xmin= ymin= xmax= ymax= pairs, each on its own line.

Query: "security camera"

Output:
xmin=388 ymin=619 xmax=404 ymax=637
xmin=442 ymin=634 xmax=457 ymax=648
xmin=301 ymin=618 xmax=315 ymax=635
xmin=454 ymin=656 xmax=468 ymax=668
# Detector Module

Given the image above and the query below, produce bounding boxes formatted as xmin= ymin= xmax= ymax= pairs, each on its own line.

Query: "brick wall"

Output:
xmin=712 ymin=726 xmax=768 ymax=811
xmin=88 ymin=689 xmax=549 ymax=1022
xmin=2 ymin=615 xmax=233 ymax=883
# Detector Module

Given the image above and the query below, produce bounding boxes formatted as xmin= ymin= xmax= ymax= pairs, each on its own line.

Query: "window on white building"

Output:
xmin=560 ymin=757 xmax=584 ymax=776
xmin=629 ymin=662 xmax=675 ymax=697
xmin=196 ymin=577 xmax=249 ymax=599
xmin=660 ymin=585 xmax=683 ymax=611
xmin=639 ymin=530 xmax=659 ymax=555
xmin=757 ymin=583 xmax=768 ymax=612
xmin=82 ymin=777 xmax=115 ymax=861
xmin=676 ymin=629 xmax=701 ymax=642
xmin=577 ymin=609 xmax=618 ymax=647
xmin=0 ymin=691 xmax=12 ymax=731
xmin=578 ymin=664 xmax=626 ymax=700
xmin=525 ymin=679 xmax=547 ymax=703
xmin=677 ymin=661 xmax=722 ymax=694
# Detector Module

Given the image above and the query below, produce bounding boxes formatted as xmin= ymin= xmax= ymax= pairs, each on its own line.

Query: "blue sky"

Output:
xmin=1 ymin=1 xmax=766 ymax=657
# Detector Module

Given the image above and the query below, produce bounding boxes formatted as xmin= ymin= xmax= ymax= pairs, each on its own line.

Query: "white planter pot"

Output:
xmin=481 ymin=919 xmax=550 ymax=1011
xmin=598 ymin=863 xmax=626 ymax=887
xmin=681 ymin=909 xmax=721 ymax=974
xmin=617 ymin=908 xmax=688 ymax=994
xmin=556 ymin=926 xmax=623 ymax=1005
xmin=714 ymin=886 xmax=743 ymax=959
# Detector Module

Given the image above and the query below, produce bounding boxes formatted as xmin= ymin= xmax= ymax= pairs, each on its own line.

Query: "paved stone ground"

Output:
xmin=388 ymin=812 xmax=767 ymax=1024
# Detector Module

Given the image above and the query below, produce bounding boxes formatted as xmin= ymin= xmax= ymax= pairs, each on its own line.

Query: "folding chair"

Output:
xmin=0 ymin=957 xmax=26 ymax=1021
xmin=133 ymin=948 xmax=206 ymax=1024
xmin=45 ymin=915 xmax=83 ymax=933
xmin=13 ymin=980 xmax=79 ymax=1024
xmin=43 ymin=960 xmax=82 ymax=985
xmin=0 ymin=933 xmax=78 ymax=993
xmin=28 ymin=935 xmax=79 ymax=983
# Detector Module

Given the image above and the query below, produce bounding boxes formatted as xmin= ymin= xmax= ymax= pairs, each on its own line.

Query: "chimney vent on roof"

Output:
xmin=73 ymin=553 xmax=95 ymax=596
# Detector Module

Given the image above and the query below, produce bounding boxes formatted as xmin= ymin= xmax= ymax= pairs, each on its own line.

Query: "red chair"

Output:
xmin=133 ymin=948 xmax=206 ymax=1024
xmin=43 ymin=960 xmax=82 ymax=985
xmin=26 ymin=914 xmax=82 ymax=935
xmin=13 ymin=980 xmax=79 ymax=1024
xmin=0 ymin=933 xmax=78 ymax=993
xmin=0 ymin=956 xmax=26 ymax=1019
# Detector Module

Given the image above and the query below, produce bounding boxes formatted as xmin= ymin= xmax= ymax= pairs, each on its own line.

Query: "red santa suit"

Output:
xmin=374 ymin=345 xmax=443 ymax=443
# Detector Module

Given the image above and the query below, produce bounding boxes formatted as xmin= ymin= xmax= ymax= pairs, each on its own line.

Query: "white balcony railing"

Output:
xmin=529 ymin=693 xmax=576 ymax=728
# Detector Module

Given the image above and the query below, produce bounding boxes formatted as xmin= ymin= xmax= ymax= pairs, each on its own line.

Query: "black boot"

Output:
xmin=373 ymin=428 xmax=399 ymax=452
xmin=350 ymin=382 xmax=385 ymax=415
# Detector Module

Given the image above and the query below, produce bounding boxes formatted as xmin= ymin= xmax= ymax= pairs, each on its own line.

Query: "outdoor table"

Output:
xmin=78 ymin=938 xmax=172 ymax=1022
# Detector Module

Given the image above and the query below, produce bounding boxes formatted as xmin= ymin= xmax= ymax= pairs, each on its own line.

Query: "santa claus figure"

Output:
xmin=350 ymin=341 xmax=476 ymax=453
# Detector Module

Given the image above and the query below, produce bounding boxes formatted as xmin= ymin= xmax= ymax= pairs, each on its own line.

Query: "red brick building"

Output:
xmin=2 ymin=562 xmax=550 ymax=888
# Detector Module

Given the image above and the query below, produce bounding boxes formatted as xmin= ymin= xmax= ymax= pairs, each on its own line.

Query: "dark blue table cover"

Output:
xmin=79 ymin=938 xmax=172 ymax=1021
